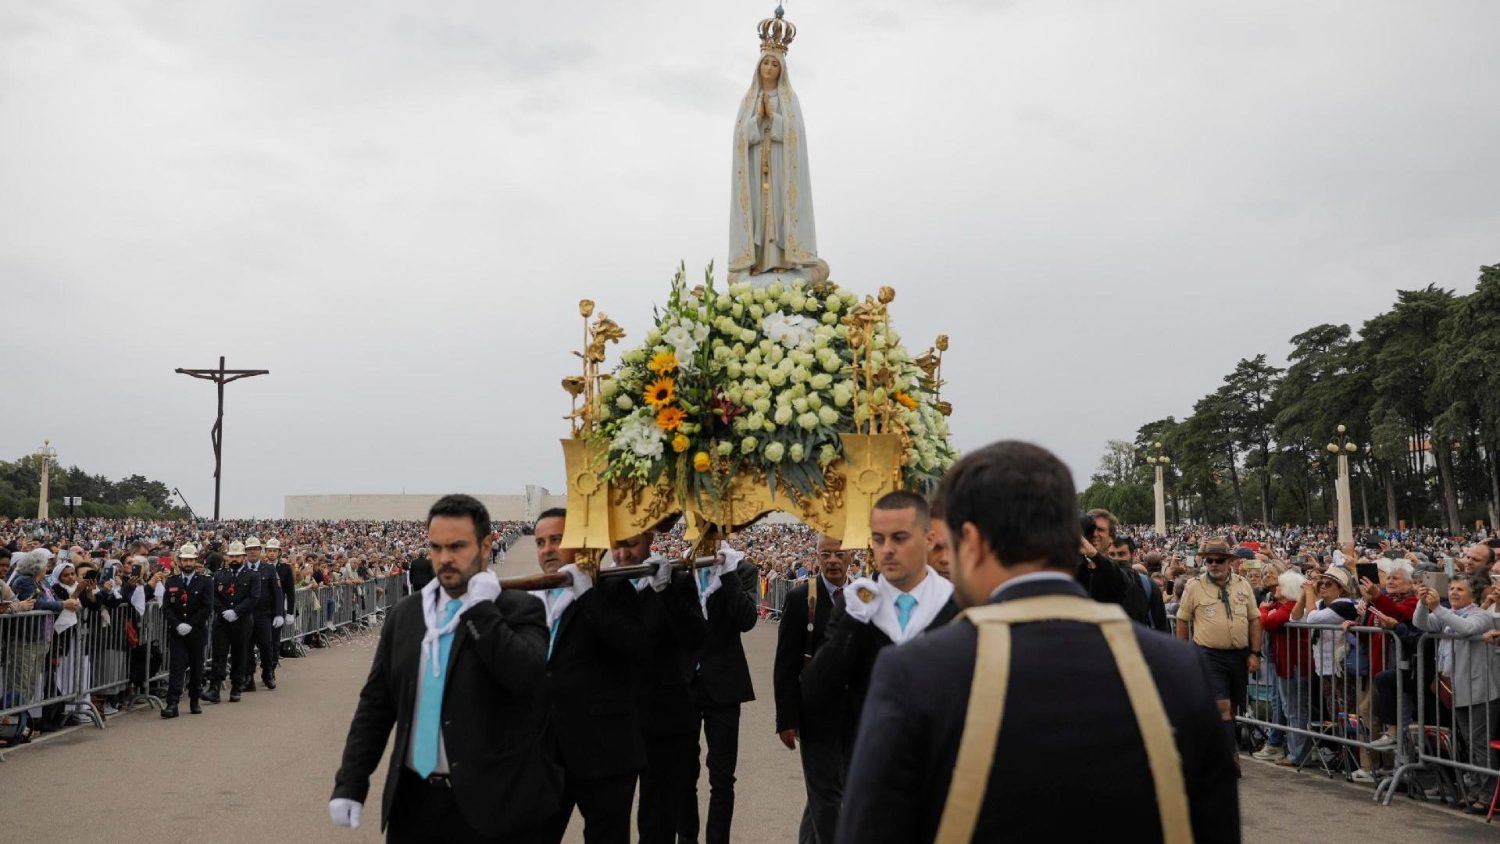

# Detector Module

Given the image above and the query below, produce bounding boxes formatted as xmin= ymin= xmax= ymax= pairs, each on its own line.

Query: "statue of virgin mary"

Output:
xmin=728 ymin=9 xmax=828 ymax=287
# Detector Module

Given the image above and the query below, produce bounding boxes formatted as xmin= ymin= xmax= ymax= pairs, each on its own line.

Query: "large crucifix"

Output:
xmin=175 ymin=355 xmax=269 ymax=520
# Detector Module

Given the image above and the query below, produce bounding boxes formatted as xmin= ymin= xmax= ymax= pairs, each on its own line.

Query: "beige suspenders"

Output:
xmin=933 ymin=595 xmax=1195 ymax=844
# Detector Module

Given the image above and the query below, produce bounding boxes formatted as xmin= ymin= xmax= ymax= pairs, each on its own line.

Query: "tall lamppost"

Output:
xmin=36 ymin=440 xmax=57 ymax=520
xmin=1146 ymin=441 xmax=1172 ymax=535
xmin=1327 ymin=425 xmax=1360 ymax=545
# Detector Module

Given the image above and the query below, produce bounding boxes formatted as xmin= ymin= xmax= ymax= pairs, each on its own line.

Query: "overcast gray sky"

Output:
xmin=4 ymin=1 xmax=1497 ymax=518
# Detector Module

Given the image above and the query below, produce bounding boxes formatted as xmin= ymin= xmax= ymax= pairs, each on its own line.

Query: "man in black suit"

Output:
xmin=610 ymin=529 xmax=706 ymax=844
xmin=160 ymin=542 xmax=213 ymax=718
xmin=802 ymin=490 xmax=959 ymax=757
xmin=533 ymin=508 xmax=646 ymax=844
xmin=835 ymin=441 xmax=1238 ymax=844
xmin=408 ymin=554 xmax=435 ymax=592
xmin=332 ymin=494 xmax=559 ymax=843
xmin=773 ymin=534 xmax=854 ymax=844
xmin=677 ymin=544 xmax=759 ymax=844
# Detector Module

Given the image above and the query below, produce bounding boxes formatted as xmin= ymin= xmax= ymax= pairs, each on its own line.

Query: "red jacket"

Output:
xmin=1370 ymin=591 xmax=1418 ymax=624
xmin=1360 ymin=591 xmax=1418 ymax=674
xmin=1259 ymin=600 xmax=1313 ymax=677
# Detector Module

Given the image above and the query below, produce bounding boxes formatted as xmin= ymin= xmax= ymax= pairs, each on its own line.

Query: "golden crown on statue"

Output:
xmin=758 ymin=5 xmax=797 ymax=55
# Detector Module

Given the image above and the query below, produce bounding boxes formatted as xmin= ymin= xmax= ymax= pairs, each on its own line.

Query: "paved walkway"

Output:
xmin=3 ymin=545 xmax=1492 ymax=843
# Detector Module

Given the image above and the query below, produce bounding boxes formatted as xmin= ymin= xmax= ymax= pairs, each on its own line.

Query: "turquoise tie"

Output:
xmin=412 ymin=598 xmax=462 ymax=778
xmin=895 ymin=592 xmax=917 ymax=633
xmin=699 ymin=568 xmax=711 ymax=591
xmin=547 ymin=588 xmax=565 ymax=659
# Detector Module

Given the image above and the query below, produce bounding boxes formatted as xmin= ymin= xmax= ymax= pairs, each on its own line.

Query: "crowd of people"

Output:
xmin=0 ymin=517 xmax=527 ymax=745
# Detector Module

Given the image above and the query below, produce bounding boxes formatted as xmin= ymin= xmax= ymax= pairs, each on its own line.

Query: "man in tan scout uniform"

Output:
xmin=835 ymin=441 xmax=1238 ymax=844
xmin=1176 ymin=536 xmax=1261 ymax=776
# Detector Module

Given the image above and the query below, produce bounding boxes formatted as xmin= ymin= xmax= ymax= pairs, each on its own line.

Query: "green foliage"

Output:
xmin=0 ymin=456 xmax=188 ymax=519
xmin=1082 ymin=265 xmax=1500 ymax=529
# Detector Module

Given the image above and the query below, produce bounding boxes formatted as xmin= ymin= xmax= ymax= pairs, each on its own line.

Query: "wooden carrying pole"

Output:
xmin=498 ymin=555 xmax=719 ymax=592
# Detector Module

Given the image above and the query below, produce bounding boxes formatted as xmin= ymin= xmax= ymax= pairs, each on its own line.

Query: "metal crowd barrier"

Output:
xmin=1236 ymin=622 xmax=1403 ymax=796
xmin=1384 ymin=628 xmax=1500 ymax=812
xmin=762 ymin=578 xmax=794 ymax=621
xmin=0 ymin=576 xmax=409 ymax=747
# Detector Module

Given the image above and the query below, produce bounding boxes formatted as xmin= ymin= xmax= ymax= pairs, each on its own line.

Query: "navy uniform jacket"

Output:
xmin=334 ymin=589 xmax=560 ymax=837
xmin=274 ymin=561 xmax=296 ymax=614
xmin=802 ymin=583 xmax=959 ymax=749
xmin=247 ymin=561 xmax=283 ymax=618
xmin=544 ymin=578 xmax=648 ymax=779
xmin=212 ymin=565 xmax=259 ymax=617
xmin=835 ymin=577 xmax=1239 ymax=844
xmin=163 ymin=573 xmax=214 ymax=630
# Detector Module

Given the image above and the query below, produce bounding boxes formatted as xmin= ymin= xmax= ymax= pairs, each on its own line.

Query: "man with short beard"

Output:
xmin=773 ymin=534 xmax=854 ymax=844
xmin=332 ymin=494 xmax=557 ymax=840
xmin=243 ymin=537 xmax=284 ymax=690
xmin=611 ymin=528 xmax=705 ymax=844
xmin=533 ymin=508 xmax=646 ymax=844
xmin=203 ymin=541 xmax=258 ymax=704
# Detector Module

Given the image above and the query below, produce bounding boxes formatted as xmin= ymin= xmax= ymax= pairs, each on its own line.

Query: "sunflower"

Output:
xmin=656 ymin=406 xmax=686 ymax=431
xmin=647 ymin=350 xmax=678 ymax=375
xmin=644 ymin=377 xmax=676 ymax=409
xmin=692 ymin=451 xmax=711 ymax=472
xmin=671 ymin=433 xmax=691 ymax=453
xmin=894 ymin=391 xmax=919 ymax=411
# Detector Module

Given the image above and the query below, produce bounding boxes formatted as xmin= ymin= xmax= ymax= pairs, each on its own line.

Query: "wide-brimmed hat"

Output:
xmin=1317 ymin=567 xmax=1352 ymax=592
xmin=1199 ymin=537 xmax=1234 ymax=560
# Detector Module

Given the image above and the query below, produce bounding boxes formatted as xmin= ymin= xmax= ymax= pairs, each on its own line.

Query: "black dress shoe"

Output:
xmin=243 ymin=679 xmax=256 ymax=692
xmin=263 ymin=676 xmax=277 ymax=690
xmin=160 ymin=704 xmax=179 ymax=719
xmin=189 ymin=699 xmax=203 ymax=715
xmin=201 ymin=686 xmax=221 ymax=704
xmin=229 ymin=688 xmax=242 ymax=702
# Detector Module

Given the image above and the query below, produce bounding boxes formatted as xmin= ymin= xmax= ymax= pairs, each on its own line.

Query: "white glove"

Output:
xmin=221 ymin=609 xmax=238 ymax=623
xmin=559 ymin=564 xmax=593 ymax=599
xmin=466 ymin=570 xmax=502 ymax=603
xmin=284 ymin=613 xmax=295 ymax=626
xmin=716 ymin=541 xmax=746 ymax=576
xmin=175 ymin=623 xmax=192 ymax=636
xmin=842 ymin=577 xmax=881 ymax=624
xmin=272 ymin=615 xmax=284 ymax=628
xmin=649 ymin=558 xmax=673 ymax=593
xmin=328 ymin=798 xmax=363 ymax=829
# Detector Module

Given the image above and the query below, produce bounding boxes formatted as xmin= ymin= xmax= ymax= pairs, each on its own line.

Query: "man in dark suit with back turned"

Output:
xmin=531 ymin=508 xmax=647 ymax=844
xmin=331 ymin=494 xmax=560 ymax=843
xmin=773 ymin=534 xmax=854 ymax=844
xmin=835 ymin=442 xmax=1238 ymax=844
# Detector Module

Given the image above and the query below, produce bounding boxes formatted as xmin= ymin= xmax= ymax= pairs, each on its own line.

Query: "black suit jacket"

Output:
xmin=544 ymin=578 xmax=648 ymax=780
xmin=333 ymin=589 xmax=560 ymax=836
xmin=636 ymin=571 xmax=708 ymax=737
xmin=835 ymin=578 xmax=1239 ymax=844
xmin=772 ymin=577 xmax=838 ymax=735
xmin=691 ymin=560 xmax=759 ymax=707
xmin=802 ymin=582 xmax=958 ymax=748
xmin=162 ymin=574 xmax=213 ymax=629
xmin=408 ymin=556 xmax=435 ymax=592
